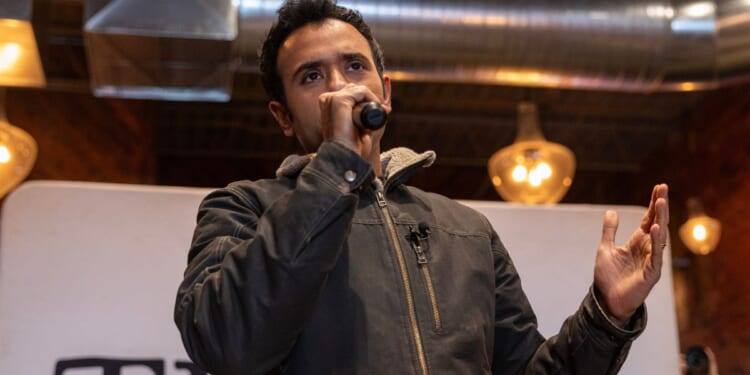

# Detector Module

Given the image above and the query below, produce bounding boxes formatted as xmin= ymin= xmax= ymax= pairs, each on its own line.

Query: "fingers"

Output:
xmin=649 ymin=223 xmax=666 ymax=272
xmin=649 ymin=186 xmax=669 ymax=269
xmin=319 ymin=83 xmax=384 ymax=114
xmin=657 ymin=183 xmax=670 ymax=225
xmin=641 ymin=183 xmax=670 ymax=233
xmin=319 ymin=84 xmax=383 ymax=133
xmin=704 ymin=345 xmax=716 ymax=360
xmin=318 ymin=84 xmax=384 ymax=154
xmin=679 ymin=354 xmax=687 ymax=371
xmin=640 ymin=185 xmax=658 ymax=232
xmin=704 ymin=346 xmax=719 ymax=375
xmin=649 ymin=184 xmax=669 ymax=272
xmin=600 ymin=210 xmax=619 ymax=248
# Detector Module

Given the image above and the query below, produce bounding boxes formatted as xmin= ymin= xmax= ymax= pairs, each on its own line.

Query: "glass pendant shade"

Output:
xmin=0 ymin=89 xmax=37 ymax=198
xmin=488 ymin=102 xmax=576 ymax=204
xmin=0 ymin=0 xmax=42 ymax=197
xmin=679 ymin=198 xmax=721 ymax=255
xmin=0 ymin=2 xmax=46 ymax=87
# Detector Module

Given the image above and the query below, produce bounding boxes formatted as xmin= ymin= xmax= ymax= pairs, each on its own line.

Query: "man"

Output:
xmin=174 ymin=1 xmax=670 ymax=374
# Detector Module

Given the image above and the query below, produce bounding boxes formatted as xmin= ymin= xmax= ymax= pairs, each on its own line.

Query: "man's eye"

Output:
xmin=349 ymin=62 xmax=364 ymax=71
xmin=303 ymin=71 xmax=321 ymax=83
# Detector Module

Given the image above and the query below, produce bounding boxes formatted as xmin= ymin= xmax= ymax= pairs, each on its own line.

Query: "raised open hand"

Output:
xmin=594 ymin=184 xmax=670 ymax=322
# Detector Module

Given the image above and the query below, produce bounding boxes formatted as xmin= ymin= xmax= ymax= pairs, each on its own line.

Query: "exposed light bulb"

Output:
xmin=0 ymin=144 xmax=11 ymax=163
xmin=536 ymin=162 xmax=552 ymax=179
xmin=0 ymin=43 xmax=21 ymax=72
xmin=528 ymin=168 xmax=543 ymax=187
xmin=512 ymin=165 xmax=527 ymax=182
xmin=679 ymin=198 xmax=721 ymax=255
xmin=692 ymin=224 xmax=707 ymax=241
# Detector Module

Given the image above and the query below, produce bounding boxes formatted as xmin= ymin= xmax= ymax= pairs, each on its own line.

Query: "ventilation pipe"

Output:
xmin=238 ymin=0 xmax=750 ymax=92
xmin=84 ymin=0 xmax=750 ymax=101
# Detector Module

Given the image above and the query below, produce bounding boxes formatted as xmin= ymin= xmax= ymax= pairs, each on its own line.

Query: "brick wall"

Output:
xmin=5 ymin=89 xmax=157 ymax=184
xmin=653 ymin=85 xmax=750 ymax=374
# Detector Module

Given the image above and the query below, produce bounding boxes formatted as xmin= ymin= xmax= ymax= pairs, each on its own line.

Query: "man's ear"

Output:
xmin=382 ymin=75 xmax=392 ymax=107
xmin=269 ymin=101 xmax=294 ymax=137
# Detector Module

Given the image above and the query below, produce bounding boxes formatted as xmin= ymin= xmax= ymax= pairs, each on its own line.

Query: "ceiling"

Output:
xmin=26 ymin=0 xmax=728 ymax=203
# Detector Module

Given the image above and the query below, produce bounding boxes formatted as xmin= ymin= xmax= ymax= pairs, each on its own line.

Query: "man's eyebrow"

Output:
xmin=342 ymin=52 xmax=369 ymax=62
xmin=291 ymin=53 xmax=371 ymax=81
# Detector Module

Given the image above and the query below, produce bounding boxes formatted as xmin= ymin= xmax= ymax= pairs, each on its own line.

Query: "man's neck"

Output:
xmin=368 ymin=144 xmax=383 ymax=177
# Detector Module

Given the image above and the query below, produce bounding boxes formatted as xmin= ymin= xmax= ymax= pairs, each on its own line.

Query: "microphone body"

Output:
xmin=353 ymin=102 xmax=388 ymax=130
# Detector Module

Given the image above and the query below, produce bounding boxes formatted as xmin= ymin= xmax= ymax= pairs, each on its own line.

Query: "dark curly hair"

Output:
xmin=259 ymin=0 xmax=386 ymax=106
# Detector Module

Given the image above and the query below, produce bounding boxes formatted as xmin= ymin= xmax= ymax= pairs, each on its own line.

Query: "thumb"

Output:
xmin=600 ymin=210 xmax=619 ymax=248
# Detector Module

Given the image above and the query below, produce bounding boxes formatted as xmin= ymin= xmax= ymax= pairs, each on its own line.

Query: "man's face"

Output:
xmin=269 ymin=18 xmax=391 ymax=153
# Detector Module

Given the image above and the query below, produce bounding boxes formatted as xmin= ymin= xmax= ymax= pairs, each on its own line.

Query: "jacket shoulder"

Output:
xmin=202 ymin=177 xmax=294 ymax=209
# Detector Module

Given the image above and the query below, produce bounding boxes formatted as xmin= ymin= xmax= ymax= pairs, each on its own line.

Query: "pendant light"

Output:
xmin=0 ymin=0 xmax=46 ymax=88
xmin=487 ymin=102 xmax=576 ymax=204
xmin=0 ymin=88 xmax=37 ymax=198
xmin=0 ymin=0 xmax=43 ymax=197
xmin=679 ymin=198 xmax=721 ymax=255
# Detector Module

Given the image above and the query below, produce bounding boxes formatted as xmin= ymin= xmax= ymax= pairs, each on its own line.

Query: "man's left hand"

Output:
xmin=594 ymin=184 xmax=670 ymax=323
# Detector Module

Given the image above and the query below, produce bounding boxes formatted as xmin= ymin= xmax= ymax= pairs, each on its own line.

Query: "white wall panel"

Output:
xmin=0 ymin=181 xmax=679 ymax=374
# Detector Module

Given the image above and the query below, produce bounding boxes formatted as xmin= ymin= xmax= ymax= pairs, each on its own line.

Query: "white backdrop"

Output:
xmin=0 ymin=181 xmax=680 ymax=374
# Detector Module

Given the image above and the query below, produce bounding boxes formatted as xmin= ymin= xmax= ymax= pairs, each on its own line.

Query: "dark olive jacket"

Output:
xmin=175 ymin=140 xmax=645 ymax=375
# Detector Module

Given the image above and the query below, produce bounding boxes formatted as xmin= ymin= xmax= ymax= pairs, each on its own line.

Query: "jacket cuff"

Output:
xmin=304 ymin=140 xmax=375 ymax=193
xmin=583 ymin=286 xmax=647 ymax=372
xmin=588 ymin=285 xmax=647 ymax=342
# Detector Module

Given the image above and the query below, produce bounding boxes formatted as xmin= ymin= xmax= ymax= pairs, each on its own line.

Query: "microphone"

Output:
xmin=353 ymin=101 xmax=388 ymax=130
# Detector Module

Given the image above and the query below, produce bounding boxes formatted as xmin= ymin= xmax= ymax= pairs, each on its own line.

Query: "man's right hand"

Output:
xmin=318 ymin=83 xmax=391 ymax=159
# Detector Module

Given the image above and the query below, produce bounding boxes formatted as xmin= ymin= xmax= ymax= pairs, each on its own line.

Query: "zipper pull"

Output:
xmin=373 ymin=179 xmax=387 ymax=208
xmin=414 ymin=244 xmax=428 ymax=264
xmin=408 ymin=226 xmax=428 ymax=264
xmin=376 ymin=191 xmax=387 ymax=208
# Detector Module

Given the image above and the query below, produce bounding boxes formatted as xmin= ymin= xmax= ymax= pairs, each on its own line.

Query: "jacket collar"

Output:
xmin=276 ymin=146 xmax=436 ymax=188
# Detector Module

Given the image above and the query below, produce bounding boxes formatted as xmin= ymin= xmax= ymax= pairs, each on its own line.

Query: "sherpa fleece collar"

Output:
xmin=275 ymin=145 xmax=436 ymax=186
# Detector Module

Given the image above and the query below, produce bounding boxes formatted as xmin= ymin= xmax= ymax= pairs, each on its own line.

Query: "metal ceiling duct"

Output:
xmin=82 ymin=0 xmax=750 ymax=101
xmin=84 ymin=0 xmax=237 ymax=101
xmin=238 ymin=0 xmax=750 ymax=92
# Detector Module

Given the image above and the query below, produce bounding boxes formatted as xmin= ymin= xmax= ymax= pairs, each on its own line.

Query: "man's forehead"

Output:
xmin=277 ymin=19 xmax=372 ymax=71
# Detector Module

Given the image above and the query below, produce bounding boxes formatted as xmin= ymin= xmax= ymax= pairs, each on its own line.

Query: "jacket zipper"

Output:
xmin=422 ymin=266 xmax=441 ymax=330
xmin=408 ymin=226 xmax=442 ymax=331
xmin=375 ymin=187 xmax=429 ymax=375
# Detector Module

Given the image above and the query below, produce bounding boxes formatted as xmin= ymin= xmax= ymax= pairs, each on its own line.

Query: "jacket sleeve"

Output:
xmin=490 ymin=230 xmax=647 ymax=375
xmin=174 ymin=141 xmax=373 ymax=375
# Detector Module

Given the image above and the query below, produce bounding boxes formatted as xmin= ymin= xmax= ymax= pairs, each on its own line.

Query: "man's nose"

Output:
xmin=326 ymin=69 xmax=349 ymax=91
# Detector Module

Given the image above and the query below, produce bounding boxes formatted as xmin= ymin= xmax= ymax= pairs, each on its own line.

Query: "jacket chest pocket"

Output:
xmin=403 ymin=226 xmax=495 ymax=334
